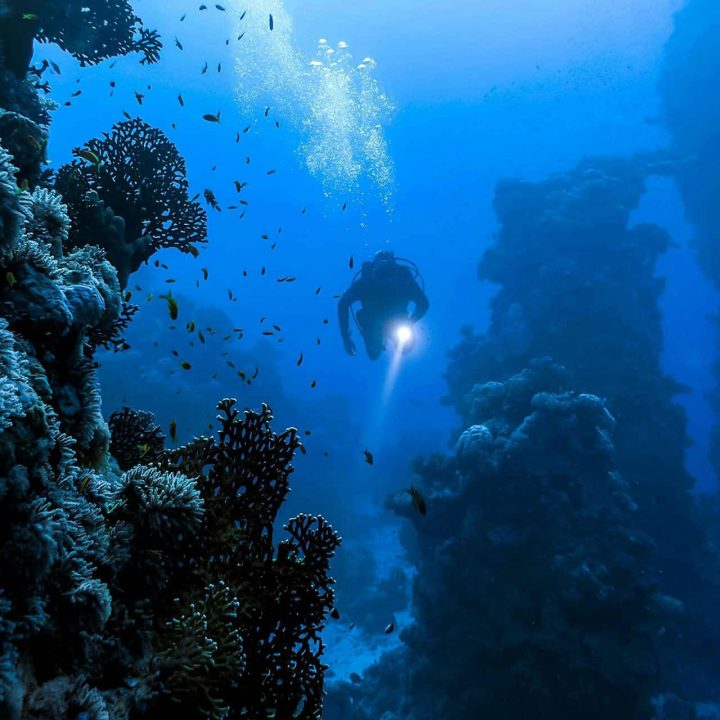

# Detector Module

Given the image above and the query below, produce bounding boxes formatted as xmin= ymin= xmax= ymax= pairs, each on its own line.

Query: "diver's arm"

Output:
xmin=408 ymin=283 xmax=429 ymax=322
xmin=338 ymin=286 xmax=358 ymax=355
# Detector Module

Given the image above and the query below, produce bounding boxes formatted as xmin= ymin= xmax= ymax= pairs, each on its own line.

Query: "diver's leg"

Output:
xmin=360 ymin=315 xmax=384 ymax=360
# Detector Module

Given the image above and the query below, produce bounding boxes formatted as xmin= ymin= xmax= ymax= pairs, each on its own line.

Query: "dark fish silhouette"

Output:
xmin=407 ymin=484 xmax=427 ymax=516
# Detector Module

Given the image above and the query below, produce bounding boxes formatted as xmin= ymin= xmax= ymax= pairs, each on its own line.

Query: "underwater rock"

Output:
xmin=443 ymin=154 xmax=720 ymax=703
xmin=375 ymin=365 xmax=664 ymax=720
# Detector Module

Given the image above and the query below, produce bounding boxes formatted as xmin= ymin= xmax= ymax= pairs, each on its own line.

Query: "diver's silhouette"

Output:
xmin=338 ymin=251 xmax=429 ymax=359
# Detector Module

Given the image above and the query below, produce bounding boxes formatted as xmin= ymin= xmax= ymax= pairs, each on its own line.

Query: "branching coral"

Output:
xmin=0 ymin=0 xmax=162 ymax=78
xmin=55 ymin=118 xmax=207 ymax=287
xmin=143 ymin=401 xmax=341 ymax=719
xmin=108 ymin=407 xmax=166 ymax=472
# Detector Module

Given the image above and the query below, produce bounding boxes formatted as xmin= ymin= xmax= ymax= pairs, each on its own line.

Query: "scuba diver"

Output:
xmin=338 ymin=251 xmax=429 ymax=360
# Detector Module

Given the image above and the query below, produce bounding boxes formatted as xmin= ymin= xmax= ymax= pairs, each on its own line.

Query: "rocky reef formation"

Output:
xmin=331 ymin=363 xmax=668 ymax=720
xmin=659 ymin=0 xmax=720 ymax=484
xmin=442 ymin=156 xmax=720 ymax=705
xmin=0 ymin=3 xmax=339 ymax=718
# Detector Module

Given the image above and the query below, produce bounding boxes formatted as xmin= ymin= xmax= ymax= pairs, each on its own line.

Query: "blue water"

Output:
xmin=38 ymin=0 xmax=717 ymax=698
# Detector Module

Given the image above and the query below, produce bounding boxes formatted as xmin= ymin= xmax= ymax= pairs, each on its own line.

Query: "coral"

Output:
xmin=85 ymin=299 xmax=138 ymax=354
xmin=438 ymin=155 xmax=720 ymax=706
xmin=0 ymin=144 xmax=31 ymax=260
xmin=659 ymin=0 xmax=720 ymax=504
xmin=146 ymin=401 xmax=341 ymax=719
xmin=23 ymin=187 xmax=69 ymax=257
xmin=0 ymin=0 xmax=162 ymax=78
xmin=0 ymin=110 xmax=46 ymax=188
xmin=379 ymin=366 xmax=665 ymax=720
xmin=108 ymin=407 xmax=166 ymax=472
xmin=55 ymin=118 xmax=207 ymax=287
xmin=0 ymin=2 xmax=338 ymax=716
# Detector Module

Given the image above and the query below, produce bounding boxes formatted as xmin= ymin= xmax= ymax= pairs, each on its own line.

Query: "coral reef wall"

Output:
xmin=0 ymin=3 xmax=338 ymax=718
xmin=443 ymin=156 xmax=720 ymax=703
xmin=659 ymin=0 xmax=720 ymax=482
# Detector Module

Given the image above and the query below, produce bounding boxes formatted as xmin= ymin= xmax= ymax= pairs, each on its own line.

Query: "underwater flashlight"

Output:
xmin=395 ymin=324 xmax=413 ymax=346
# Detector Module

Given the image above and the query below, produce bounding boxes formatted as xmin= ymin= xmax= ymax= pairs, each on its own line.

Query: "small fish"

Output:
xmin=342 ymin=201 xmax=347 ymax=211
xmin=175 ymin=37 xmax=183 ymax=50
xmin=161 ymin=292 xmax=179 ymax=320
xmin=74 ymin=148 xmax=101 ymax=166
xmin=177 ymin=93 xmax=184 ymax=106
xmin=330 ymin=607 xmax=340 ymax=620
xmin=70 ymin=89 xmax=82 ymax=97
xmin=363 ymin=449 xmax=374 ymax=465
xmin=215 ymin=3 xmax=226 ymax=9
xmin=266 ymin=169 xmax=277 ymax=175
xmin=240 ymin=10 xmax=247 ymax=20
xmin=169 ymin=419 xmax=177 ymax=442
xmin=203 ymin=188 xmax=221 ymax=211
xmin=201 ymin=61 xmax=208 ymax=74
xmin=180 ymin=13 xmax=186 ymax=21
xmin=310 ymin=379 xmax=317 ymax=388
xmin=264 ymin=106 xmax=270 ymax=117
xmin=22 ymin=13 xmax=39 ymax=21
xmin=79 ymin=476 xmax=92 ymax=493
xmin=349 ymin=256 xmax=354 ymax=269
xmin=202 ymin=267 xmax=209 ymax=280
xmin=235 ymin=132 xmax=240 ymax=143
xmin=180 ymin=361 xmax=191 ymax=370
xmin=50 ymin=61 xmax=61 ymax=74
xmin=199 ymin=3 xmax=207 ymax=9
xmin=269 ymin=13 xmax=274 ymax=30
xmin=234 ymin=180 xmax=248 ymax=192
xmin=187 ymin=244 xmax=200 ymax=258
xmin=138 ymin=443 xmax=150 ymax=458
xmin=134 ymin=91 xmax=144 ymax=105
xmin=384 ymin=622 xmax=394 ymax=634
xmin=122 ymin=110 xmax=132 ymax=119
xmin=5 ymin=271 xmax=17 ymax=289
xmin=203 ymin=110 xmax=221 ymax=123
xmin=407 ymin=484 xmax=427 ymax=516
xmin=217 ymin=62 xmax=222 ymax=72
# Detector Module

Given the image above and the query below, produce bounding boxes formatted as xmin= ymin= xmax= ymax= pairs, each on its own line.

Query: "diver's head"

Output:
xmin=374 ymin=250 xmax=395 ymax=264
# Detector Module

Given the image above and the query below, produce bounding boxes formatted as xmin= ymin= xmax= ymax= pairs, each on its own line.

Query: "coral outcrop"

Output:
xmin=0 ymin=2 xmax=339 ymax=718
xmin=333 ymin=363 xmax=666 ymax=720
xmin=659 ymin=0 xmax=720 ymax=487
xmin=442 ymin=156 xmax=720 ymax=704
xmin=55 ymin=118 xmax=207 ymax=288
